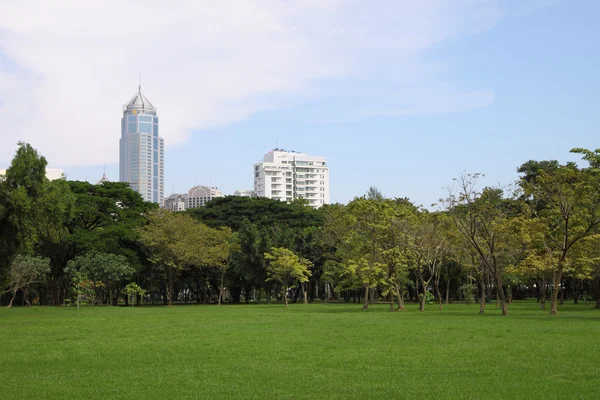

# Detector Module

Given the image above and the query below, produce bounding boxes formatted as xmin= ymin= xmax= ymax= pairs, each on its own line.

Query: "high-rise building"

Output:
xmin=119 ymin=85 xmax=164 ymax=204
xmin=253 ymin=148 xmax=330 ymax=208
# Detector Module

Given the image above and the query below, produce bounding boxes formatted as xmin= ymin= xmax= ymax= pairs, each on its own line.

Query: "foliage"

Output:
xmin=264 ymin=247 xmax=312 ymax=306
xmin=3 ymin=255 xmax=50 ymax=308
xmin=65 ymin=252 xmax=134 ymax=306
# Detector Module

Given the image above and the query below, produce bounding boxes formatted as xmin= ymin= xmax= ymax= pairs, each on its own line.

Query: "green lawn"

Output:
xmin=1 ymin=301 xmax=599 ymax=399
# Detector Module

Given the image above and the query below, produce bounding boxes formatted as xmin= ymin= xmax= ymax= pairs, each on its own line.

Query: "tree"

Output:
xmin=443 ymin=173 xmax=520 ymax=316
xmin=65 ymin=252 xmax=134 ymax=306
xmin=206 ymin=228 xmax=238 ymax=305
xmin=0 ymin=143 xmax=49 ymax=289
xmin=366 ymin=186 xmax=384 ymax=201
xmin=407 ymin=211 xmax=450 ymax=312
xmin=522 ymin=165 xmax=600 ymax=314
xmin=139 ymin=210 xmax=213 ymax=306
xmin=3 ymin=255 xmax=50 ymax=308
xmin=123 ymin=282 xmax=146 ymax=307
xmin=264 ymin=247 xmax=312 ymax=307
xmin=188 ymin=196 xmax=323 ymax=231
xmin=570 ymin=148 xmax=600 ymax=168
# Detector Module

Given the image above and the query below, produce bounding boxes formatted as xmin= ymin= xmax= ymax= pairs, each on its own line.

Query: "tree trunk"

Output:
xmin=362 ymin=285 xmax=369 ymax=310
xmin=479 ymin=279 xmax=486 ymax=314
xmin=445 ymin=277 xmax=450 ymax=305
xmin=436 ymin=281 xmax=443 ymax=311
xmin=7 ymin=289 xmax=18 ymax=308
xmin=550 ymin=266 xmax=563 ymax=315
xmin=303 ymin=283 xmax=308 ymax=304
xmin=396 ymin=288 xmax=406 ymax=311
xmin=168 ymin=268 xmax=173 ymax=307
xmin=494 ymin=271 xmax=508 ymax=316
xmin=419 ymin=282 xmax=426 ymax=312
xmin=284 ymin=285 xmax=289 ymax=307
xmin=218 ymin=270 xmax=225 ymax=306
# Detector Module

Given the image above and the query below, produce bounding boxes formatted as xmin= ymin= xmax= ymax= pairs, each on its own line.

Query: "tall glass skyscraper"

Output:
xmin=119 ymin=85 xmax=164 ymax=204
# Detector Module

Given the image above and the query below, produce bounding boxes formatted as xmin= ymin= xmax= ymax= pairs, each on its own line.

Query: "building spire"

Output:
xmin=138 ymin=73 xmax=142 ymax=91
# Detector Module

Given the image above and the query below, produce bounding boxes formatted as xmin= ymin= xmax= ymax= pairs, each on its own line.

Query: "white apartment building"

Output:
xmin=163 ymin=185 xmax=223 ymax=211
xmin=254 ymin=149 xmax=330 ymax=208
xmin=234 ymin=189 xmax=254 ymax=197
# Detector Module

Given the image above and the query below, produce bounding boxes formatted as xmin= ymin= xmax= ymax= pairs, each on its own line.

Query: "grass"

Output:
xmin=1 ymin=300 xmax=599 ymax=399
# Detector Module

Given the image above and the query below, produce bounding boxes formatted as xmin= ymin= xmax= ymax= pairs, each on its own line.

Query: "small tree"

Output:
xmin=264 ymin=247 xmax=312 ymax=307
xmin=4 ymin=255 xmax=49 ymax=308
xmin=123 ymin=282 xmax=146 ymax=307
xmin=65 ymin=252 xmax=133 ymax=306
xmin=207 ymin=228 xmax=238 ymax=306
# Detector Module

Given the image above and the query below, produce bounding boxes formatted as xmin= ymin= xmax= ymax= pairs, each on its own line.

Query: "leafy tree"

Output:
xmin=366 ymin=186 xmax=384 ymax=201
xmin=188 ymin=196 xmax=323 ymax=231
xmin=570 ymin=148 xmax=600 ymax=168
xmin=123 ymin=282 xmax=146 ymax=307
xmin=206 ymin=228 xmax=238 ymax=305
xmin=0 ymin=143 xmax=49 ymax=288
xmin=443 ymin=173 xmax=521 ymax=315
xmin=264 ymin=247 xmax=312 ymax=307
xmin=65 ymin=252 xmax=134 ymax=305
xmin=407 ymin=211 xmax=450 ymax=312
xmin=3 ymin=255 xmax=50 ymax=308
xmin=139 ymin=210 xmax=213 ymax=306
xmin=521 ymin=165 xmax=600 ymax=314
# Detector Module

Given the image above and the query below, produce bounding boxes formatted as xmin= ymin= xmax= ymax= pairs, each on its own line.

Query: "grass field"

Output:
xmin=1 ymin=301 xmax=599 ymax=399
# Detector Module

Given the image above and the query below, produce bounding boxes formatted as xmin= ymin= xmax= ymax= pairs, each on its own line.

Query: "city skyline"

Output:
xmin=1 ymin=1 xmax=599 ymax=207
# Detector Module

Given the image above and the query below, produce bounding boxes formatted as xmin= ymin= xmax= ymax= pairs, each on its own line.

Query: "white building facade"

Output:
xmin=163 ymin=185 xmax=223 ymax=211
xmin=119 ymin=85 xmax=164 ymax=204
xmin=253 ymin=149 xmax=330 ymax=208
xmin=234 ymin=189 xmax=254 ymax=197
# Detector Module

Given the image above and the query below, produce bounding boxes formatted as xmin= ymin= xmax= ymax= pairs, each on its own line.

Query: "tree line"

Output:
xmin=2 ymin=142 xmax=600 ymax=315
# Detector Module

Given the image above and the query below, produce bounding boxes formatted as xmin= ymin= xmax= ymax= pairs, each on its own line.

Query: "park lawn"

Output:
xmin=1 ymin=301 xmax=599 ymax=399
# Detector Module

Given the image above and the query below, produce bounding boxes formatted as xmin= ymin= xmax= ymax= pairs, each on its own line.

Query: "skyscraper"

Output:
xmin=119 ymin=85 xmax=164 ymax=204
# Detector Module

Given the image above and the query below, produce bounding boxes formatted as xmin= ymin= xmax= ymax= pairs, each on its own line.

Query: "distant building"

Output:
xmin=119 ymin=84 xmax=164 ymax=204
xmin=164 ymin=193 xmax=186 ymax=212
xmin=163 ymin=185 xmax=223 ymax=211
xmin=253 ymin=149 xmax=330 ymax=208
xmin=187 ymin=185 xmax=223 ymax=208
xmin=0 ymin=168 xmax=64 ymax=181
xmin=96 ymin=173 xmax=110 ymax=185
xmin=234 ymin=189 xmax=254 ymax=197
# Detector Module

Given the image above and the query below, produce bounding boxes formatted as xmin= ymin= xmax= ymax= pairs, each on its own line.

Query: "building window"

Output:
xmin=128 ymin=122 xmax=137 ymax=133
xmin=139 ymin=123 xmax=152 ymax=133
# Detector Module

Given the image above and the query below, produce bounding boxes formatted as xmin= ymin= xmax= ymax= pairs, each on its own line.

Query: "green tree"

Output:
xmin=521 ymin=165 xmax=600 ymax=314
xmin=140 ymin=210 xmax=213 ymax=306
xmin=206 ymin=228 xmax=238 ymax=305
xmin=444 ymin=173 xmax=520 ymax=316
xmin=123 ymin=282 xmax=146 ymax=307
xmin=3 ymin=255 xmax=50 ymax=308
xmin=65 ymin=252 xmax=134 ymax=306
xmin=570 ymin=148 xmax=600 ymax=168
xmin=264 ymin=247 xmax=312 ymax=307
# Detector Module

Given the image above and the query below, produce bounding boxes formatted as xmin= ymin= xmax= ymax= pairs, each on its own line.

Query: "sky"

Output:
xmin=1 ymin=0 xmax=599 ymax=207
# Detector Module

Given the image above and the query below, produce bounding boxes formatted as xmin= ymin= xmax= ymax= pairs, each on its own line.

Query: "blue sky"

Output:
xmin=1 ymin=0 xmax=599 ymax=207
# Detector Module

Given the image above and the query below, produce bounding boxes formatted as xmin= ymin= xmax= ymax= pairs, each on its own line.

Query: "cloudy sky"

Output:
xmin=1 ymin=0 xmax=598 ymax=206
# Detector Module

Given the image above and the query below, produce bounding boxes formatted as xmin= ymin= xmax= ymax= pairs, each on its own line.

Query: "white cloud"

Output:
xmin=0 ymin=0 xmax=500 ymax=165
